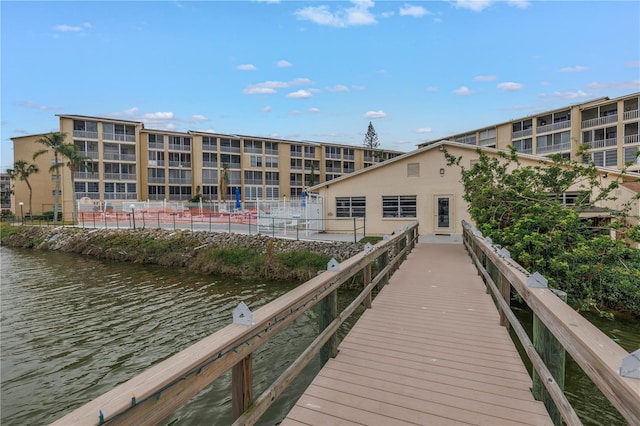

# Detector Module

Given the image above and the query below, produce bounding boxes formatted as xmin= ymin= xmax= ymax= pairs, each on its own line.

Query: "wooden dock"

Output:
xmin=282 ymin=243 xmax=552 ymax=426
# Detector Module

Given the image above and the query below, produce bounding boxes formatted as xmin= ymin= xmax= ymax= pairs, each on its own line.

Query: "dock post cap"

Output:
xmin=473 ymin=229 xmax=483 ymax=237
xmin=483 ymin=236 xmax=493 ymax=245
xmin=619 ymin=349 xmax=640 ymax=379
xmin=232 ymin=302 xmax=254 ymax=326
xmin=497 ymin=248 xmax=511 ymax=259
xmin=363 ymin=242 xmax=374 ymax=252
xmin=527 ymin=272 xmax=548 ymax=288
xmin=327 ymin=258 xmax=340 ymax=271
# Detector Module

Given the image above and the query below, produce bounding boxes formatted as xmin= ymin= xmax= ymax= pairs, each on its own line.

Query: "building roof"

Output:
xmin=621 ymin=181 xmax=640 ymax=193
xmin=57 ymin=114 xmax=144 ymax=125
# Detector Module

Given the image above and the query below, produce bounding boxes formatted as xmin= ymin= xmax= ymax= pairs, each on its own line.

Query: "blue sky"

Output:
xmin=2 ymin=0 xmax=639 ymax=170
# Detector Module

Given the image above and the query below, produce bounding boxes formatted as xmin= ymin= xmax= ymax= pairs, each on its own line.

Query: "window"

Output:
xmin=203 ymin=186 xmax=217 ymax=200
xmin=220 ymin=138 xmax=241 ymax=153
xmin=291 ymin=158 xmax=302 ymax=170
xmin=407 ymin=163 xmax=420 ymax=177
xmin=202 ymin=169 xmax=217 ymax=184
xmin=336 ymin=196 xmax=366 ymax=217
xmin=265 ymin=172 xmax=279 ymax=185
xmin=291 ymin=145 xmax=302 ymax=157
xmin=250 ymin=156 xmax=263 ymax=167
xmin=203 ymin=152 xmax=217 ymax=167
xmin=343 ymin=162 xmax=355 ymax=173
xmin=304 ymin=146 xmax=315 ymax=157
xmin=148 ymin=151 xmax=164 ymax=166
xmin=244 ymin=170 xmax=263 ymax=184
xmin=265 ymin=156 xmax=278 ymax=168
xmin=382 ymin=195 xmax=416 ymax=218
xmin=148 ymin=133 xmax=165 ymax=149
xmin=265 ymin=142 xmax=278 ymax=155
xmin=513 ymin=138 xmax=533 ymax=153
xmin=265 ymin=186 xmax=279 ymax=200
xmin=221 ymin=154 xmax=241 ymax=168
xmin=148 ymin=168 xmax=165 ymax=183
xmin=343 ymin=148 xmax=354 ymax=160
xmin=325 ymin=146 xmax=341 ymax=158
xmin=245 ymin=186 xmax=263 ymax=200
xmin=202 ymin=136 xmax=217 ymax=151
xmin=244 ymin=139 xmax=262 ymax=154
xmin=624 ymin=147 xmax=640 ymax=165
xmin=587 ymin=149 xmax=617 ymax=167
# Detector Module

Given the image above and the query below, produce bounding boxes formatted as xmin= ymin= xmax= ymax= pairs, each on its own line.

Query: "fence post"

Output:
xmin=319 ymin=290 xmax=338 ymax=366
xmin=378 ymin=249 xmax=388 ymax=291
xmin=532 ymin=291 xmax=567 ymax=426
xmin=173 ymin=213 xmax=176 ymax=231
xmin=142 ymin=211 xmax=145 ymax=229
xmin=209 ymin=213 xmax=212 ymax=232
xmin=353 ymin=217 xmax=357 ymax=243
xmin=499 ymin=273 xmax=510 ymax=329
xmin=190 ymin=215 xmax=193 ymax=232
xmin=363 ymin=263 xmax=372 ymax=309
xmin=228 ymin=213 xmax=231 ymax=233
xmin=116 ymin=212 xmax=119 ymax=229
xmin=272 ymin=217 xmax=275 ymax=238
xmin=232 ymin=354 xmax=253 ymax=421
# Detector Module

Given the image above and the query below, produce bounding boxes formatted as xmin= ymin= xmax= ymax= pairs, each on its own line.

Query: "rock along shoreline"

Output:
xmin=1 ymin=227 xmax=365 ymax=282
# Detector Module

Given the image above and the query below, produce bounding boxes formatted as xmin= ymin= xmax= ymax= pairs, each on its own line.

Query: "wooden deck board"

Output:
xmin=282 ymin=243 xmax=552 ymax=426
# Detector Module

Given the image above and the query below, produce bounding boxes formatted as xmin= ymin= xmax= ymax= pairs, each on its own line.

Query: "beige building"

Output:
xmin=419 ymin=92 xmax=640 ymax=174
xmin=10 ymin=114 xmax=402 ymax=218
xmin=309 ymin=141 xmax=639 ymax=238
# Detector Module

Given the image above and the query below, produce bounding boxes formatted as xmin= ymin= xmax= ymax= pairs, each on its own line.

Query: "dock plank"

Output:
xmin=282 ymin=243 xmax=552 ymax=426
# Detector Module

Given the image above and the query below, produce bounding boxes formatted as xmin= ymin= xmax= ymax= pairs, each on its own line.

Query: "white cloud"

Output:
xmin=287 ymin=89 xmax=313 ymax=99
xmin=83 ymin=22 xmax=93 ymax=28
xmin=144 ymin=112 xmax=174 ymax=120
xmin=289 ymin=110 xmax=303 ymax=115
xmin=425 ymin=86 xmax=438 ymax=92
xmin=294 ymin=0 xmax=377 ymax=27
xmin=381 ymin=11 xmax=395 ymax=18
xmin=261 ymin=106 xmax=273 ymax=112
xmin=507 ymin=0 xmax=531 ymax=8
xmin=190 ymin=114 xmax=208 ymax=122
xmin=548 ymin=90 xmax=590 ymax=99
xmin=166 ymin=123 xmax=177 ymax=130
xmin=474 ymin=75 xmax=496 ymax=81
xmin=586 ymin=80 xmax=640 ymax=91
xmin=453 ymin=86 xmax=472 ymax=95
xmin=497 ymin=82 xmax=524 ymax=91
xmin=363 ymin=110 xmax=388 ymax=119
xmin=415 ymin=127 xmax=433 ymax=133
xmin=54 ymin=24 xmax=85 ymax=32
xmin=277 ymin=60 xmax=292 ymax=67
xmin=557 ymin=65 xmax=590 ymax=73
xmin=243 ymin=78 xmax=313 ymax=95
xmin=399 ymin=4 xmax=429 ymax=17
xmin=327 ymin=84 xmax=349 ymax=92
xmin=17 ymin=100 xmax=63 ymax=111
xmin=309 ymin=108 xmax=321 ymax=113
xmin=237 ymin=64 xmax=257 ymax=71
xmin=452 ymin=1 xmax=493 ymax=12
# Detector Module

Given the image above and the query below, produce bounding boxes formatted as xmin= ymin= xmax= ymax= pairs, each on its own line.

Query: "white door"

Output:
xmin=434 ymin=195 xmax=453 ymax=233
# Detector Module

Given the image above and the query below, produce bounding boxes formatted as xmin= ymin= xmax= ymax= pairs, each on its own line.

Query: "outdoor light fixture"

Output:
xmin=440 ymin=168 xmax=445 ymax=176
xmin=18 ymin=202 xmax=24 ymax=225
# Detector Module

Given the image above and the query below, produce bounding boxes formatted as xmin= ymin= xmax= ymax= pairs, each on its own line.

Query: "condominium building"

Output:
xmin=0 ymin=173 xmax=11 ymax=211
xmin=419 ymin=92 xmax=640 ymax=172
xmin=10 ymin=114 xmax=402 ymax=216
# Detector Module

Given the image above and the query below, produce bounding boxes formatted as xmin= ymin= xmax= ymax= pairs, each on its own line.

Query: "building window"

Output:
xmin=245 ymin=186 xmax=263 ymax=200
xmin=244 ymin=170 xmax=263 ymax=185
xmin=382 ymin=195 xmax=416 ymax=218
xmin=336 ymin=196 xmax=366 ymax=218
xmin=304 ymin=146 xmax=315 ymax=157
xmin=202 ymin=136 xmax=217 ymax=151
xmin=586 ymin=149 xmax=617 ymax=167
xmin=265 ymin=142 xmax=278 ymax=155
xmin=325 ymin=146 xmax=341 ymax=158
xmin=407 ymin=163 xmax=420 ymax=177
xmin=624 ymin=147 xmax=640 ymax=165
xmin=265 ymin=171 xmax=279 ymax=185
xmin=513 ymin=138 xmax=533 ymax=154
xmin=203 ymin=152 xmax=217 ymax=168
xmin=265 ymin=186 xmax=279 ymax=200
xmin=202 ymin=185 xmax=218 ymax=200
xmin=291 ymin=145 xmax=302 ymax=157
xmin=265 ymin=156 xmax=278 ymax=168
xmin=250 ymin=155 xmax=263 ymax=168
xmin=244 ymin=139 xmax=262 ymax=154
xmin=148 ymin=133 xmax=165 ymax=149
xmin=202 ymin=169 xmax=218 ymax=184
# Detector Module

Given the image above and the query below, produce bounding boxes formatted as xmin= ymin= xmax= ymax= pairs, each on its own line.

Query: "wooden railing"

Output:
xmin=462 ymin=220 xmax=640 ymax=425
xmin=51 ymin=223 xmax=419 ymax=425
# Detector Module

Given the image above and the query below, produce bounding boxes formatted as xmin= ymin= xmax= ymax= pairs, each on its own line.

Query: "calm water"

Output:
xmin=0 ymin=246 xmax=363 ymax=425
xmin=1 ymin=246 xmax=637 ymax=425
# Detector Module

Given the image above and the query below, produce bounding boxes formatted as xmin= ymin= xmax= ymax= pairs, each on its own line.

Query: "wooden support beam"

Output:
xmin=319 ymin=289 xmax=338 ymax=366
xmin=363 ymin=264 xmax=372 ymax=309
xmin=232 ymin=354 xmax=253 ymax=421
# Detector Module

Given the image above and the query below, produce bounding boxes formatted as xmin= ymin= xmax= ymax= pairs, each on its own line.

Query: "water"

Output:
xmin=1 ymin=247 xmax=638 ymax=425
xmin=1 ymin=246 xmax=362 ymax=425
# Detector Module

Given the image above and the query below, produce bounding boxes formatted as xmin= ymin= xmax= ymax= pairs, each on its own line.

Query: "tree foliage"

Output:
xmin=7 ymin=160 xmax=39 ymax=217
xmin=445 ymin=147 xmax=640 ymax=317
xmin=33 ymin=132 xmax=67 ymax=225
xmin=363 ymin=121 xmax=380 ymax=150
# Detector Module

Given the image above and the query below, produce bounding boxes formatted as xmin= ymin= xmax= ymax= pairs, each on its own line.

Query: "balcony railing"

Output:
xmin=326 ymin=153 xmax=341 ymax=159
xmin=244 ymin=147 xmax=262 ymax=154
xmin=148 ymin=142 xmax=165 ymax=150
xmin=148 ymin=160 xmax=165 ymax=167
xmin=290 ymin=180 xmax=303 ymax=186
xmin=343 ymin=154 xmax=355 ymax=160
xmin=104 ymin=133 xmax=136 ymax=142
xmin=202 ymin=143 xmax=217 ymax=152
xmin=74 ymin=171 xmax=99 ymax=179
xmin=169 ymin=178 xmax=191 ymax=184
xmin=79 ymin=151 xmax=100 ymax=159
xmin=624 ymin=134 xmax=640 ymax=145
xmin=291 ymin=151 xmax=302 ymax=158
xmin=148 ymin=177 xmax=165 ymax=184
xmin=479 ymin=137 xmax=497 ymax=147
xmin=512 ymin=128 xmax=533 ymax=139
xmin=168 ymin=144 xmax=191 ymax=152
xmin=457 ymin=136 xmax=476 ymax=145
xmin=514 ymin=147 xmax=533 ymax=155
xmin=624 ymin=109 xmax=639 ymax=120
xmin=104 ymin=173 xmax=137 ymax=180
xmin=265 ymin=149 xmax=278 ymax=156
xmin=244 ymin=179 xmax=263 ymax=185
xmin=73 ymin=130 xmax=98 ymax=139
xmin=581 ymin=114 xmax=618 ymax=129
xmin=202 ymin=177 xmax=218 ymax=184
xmin=203 ymin=161 xmax=218 ymax=168
xmin=75 ymin=192 xmax=100 ymax=200
xmin=220 ymin=145 xmax=241 ymax=153
xmin=168 ymin=161 xmax=191 ymax=168
xmin=325 ymin=167 xmax=342 ymax=173
xmin=103 ymin=153 xmax=136 ymax=162
xmin=265 ymin=180 xmax=279 ymax=186
xmin=536 ymin=141 xmax=571 ymax=154
xmin=583 ymin=138 xmax=618 ymax=149
xmin=536 ymin=121 xmax=571 ymax=134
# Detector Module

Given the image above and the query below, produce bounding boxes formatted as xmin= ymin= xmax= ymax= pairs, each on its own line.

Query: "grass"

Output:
xmin=0 ymin=222 xmax=22 ymax=239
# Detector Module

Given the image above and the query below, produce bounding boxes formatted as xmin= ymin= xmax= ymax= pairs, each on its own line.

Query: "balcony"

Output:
xmin=583 ymin=138 xmax=618 ymax=149
xmin=220 ymin=145 xmax=241 ymax=153
xmin=291 ymin=151 xmax=302 ymax=158
xmin=202 ymin=143 xmax=217 ymax=152
xmin=265 ymin=179 xmax=279 ymax=186
xmin=148 ymin=160 xmax=165 ymax=167
xmin=104 ymin=193 xmax=137 ymax=200
xmin=515 ymin=147 xmax=533 ymax=155
xmin=104 ymin=173 xmax=137 ymax=180
xmin=326 ymin=152 xmax=341 ymax=159
xmin=536 ymin=142 xmax=571 ymax=155
xmin=79 ymin=150 xmax=100 ymax=160
xmin=168 ymin=161 xmax=192 ymax=168
xmin=74 ymin=171 xmax=99 ymax=179
xmin=581 ymin=114 xmax=618 ymax=129
xmin=624 ymin=134 xmax=640 ymax=145
xmin=148 ymin=142 xmax=164 ymax=150
xmin=343 ymin=154 xmax=355 ymax=160
xmin=73 ymin=130 xmax=98 ymax=139
xmin=148 ymin=177 xmax=165 ymax=184
xmin=75 ymin=192 xmax=100 ymax=200
xmin=104 ymin=153 xmax=137 ymax=162
xmin=265 ymin=148 xmax=278 ymax=156
xmin=103 ymin=133 xmax=136 ymax=143
xmin=169 ymin=178 xmax=191 ymax=184
xmin=535 ymin=121 xmax=571 ymax=134
xmin=203 ymin=161 xmax=218 ymax=168
xmin=624 ymin=109 xmax=639 ymax=121
xmin=512 ymin=128 xmax=533 ymax=139
xmin=202 ymin=177 xmax=218 ymax=184
xmin=479 ymin=137 xmax=497 ymax=147
xmin=244 ymin=178 xmax=263 ymax=185
xmin=325 ymin=167 xmax=342 ymax=173
xmin=168 ymin=144 xmax=191 ymax=152
xmin=290 ymin=180 xmax=303 ymax=186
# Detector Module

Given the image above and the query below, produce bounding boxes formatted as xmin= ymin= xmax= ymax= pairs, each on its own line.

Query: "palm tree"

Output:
xmin=33 ymin=132 xmax=67 ymax=225
xmin=57 ymin=143 xmax=90 ymax=222
xmin=7 ymin=160 xmax=39 ymax=219
xmin=220 ymin=163 xmax=229 ymax=203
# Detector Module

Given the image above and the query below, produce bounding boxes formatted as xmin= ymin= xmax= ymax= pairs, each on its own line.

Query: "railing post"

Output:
xmin=363 ymin=263 xmax=372 ymax=309
xmin=232 ymin=353 xmax=253 ymax=421
xmin=533 ymin=291 xmax=567 ymax=426
xmin=319 ymin=290 xmax=338 ymax=366
xmin=378 ymin=249 xmax=388 ymax=291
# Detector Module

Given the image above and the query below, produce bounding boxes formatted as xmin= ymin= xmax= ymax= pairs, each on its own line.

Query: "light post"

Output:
xmin=130 ymin=204 xmax=136 ymax=229
xmin=18 ymin=202 xmax=24 ymax=225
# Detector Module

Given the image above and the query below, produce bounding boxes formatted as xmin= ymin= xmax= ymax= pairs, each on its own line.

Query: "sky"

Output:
xmin=2 ymin=0 xmax=639 ymax=171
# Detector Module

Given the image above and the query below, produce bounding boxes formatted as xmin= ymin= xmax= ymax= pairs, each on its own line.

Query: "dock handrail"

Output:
xmin=461 ymin=220 xmax=640 ymax=425
xmin=51 ymin=222 xmax=419 ymax=425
